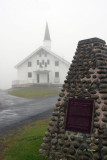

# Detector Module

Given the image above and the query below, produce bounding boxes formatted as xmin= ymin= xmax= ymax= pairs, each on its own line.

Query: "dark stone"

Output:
xmin=97 ymin=70 xmax=107 ymax=74
xmin=41 ymin=143 xmax=50 ymax=150
xmin=100 ymin=79 xmax=107 ymax=83
xmin=101 ymin=146 xmax=107 ymax=155
xmin=104 ymin=100 xmax=107 ymax=105
xmin=72 ymin=141 xmax=79 ymax=149
xmin=45 ymin=132 xmax=51 ymax=137
xmin=93 ymin=75 xmax=97 ymax=78
xmin=99 ymin=89 xmax=107 ymax=93
xmin=70 ymin=136 xmax=75 ymax=141
xmin=91 ymin=94 xmax=99 ymax=99
xmin=94 ymin=122 xmax=100 ymax=128
xmin=78 ymin=38 xmax=105 ymax=45
xmin=90 ymin=90 xmax=96 ymax=94
xmin=64 ymin=136 xmax=68 ymax=140
xmin=95 ymin=112 xmax=100 ymax=116
xmin=102 ymin=117 xmax=107 ymax=122
xmin=79 ymin=155 xmax=90 ymax=160
xmin=65 ymin=142 xmax=71 ymax=147
xmin=104 ymin=155 xmax=107 ymax=160
xmin=93 ymin=153 xmax=100 ymax=160
xmin=102 ymin=140 xmax=107 ymax=146
xmin=102 ymin=95 xmax=107 ymax=100
xmin=103 ymin=112 xmax=107 ymax=117
xmin=63 ymin=148 xmax=68 ymax=153
xmin=51 ymin=138 xmax=57 ymax=145
xmin=102 ymin=105 xmax=107 ymax=111
xmin=91 ymin=84 xmax=97 ymax=89
xmin=69 ymin=148 xmax=76 ymax=155
xmin=80 ymin=143 xmax=88 ymax=151
xmin=52 ymin=112 xmax=59 ymax=116
xmin=99 ymin=84 xmax=107 ymax=89
xmin=94 ymin=117 xmax=99 ymax=122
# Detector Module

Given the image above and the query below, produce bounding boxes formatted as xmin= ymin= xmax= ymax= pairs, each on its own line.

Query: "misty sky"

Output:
xmin=0 ymin=0 xmax=107 ymax=89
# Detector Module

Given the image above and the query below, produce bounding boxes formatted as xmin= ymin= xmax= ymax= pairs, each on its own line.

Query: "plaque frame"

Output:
xmin=65 ymin=98 xmax=94 ymax=134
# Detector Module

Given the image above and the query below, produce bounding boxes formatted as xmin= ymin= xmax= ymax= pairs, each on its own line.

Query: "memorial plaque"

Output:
xmin=65 ymin=98 xmax=94 ymax=133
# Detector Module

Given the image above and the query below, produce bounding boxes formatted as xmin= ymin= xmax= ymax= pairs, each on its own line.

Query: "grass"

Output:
xmin=8 ymin=88 xmax=59 ymax=98
xmin=1 ymin=119 xmax=49 ymax=160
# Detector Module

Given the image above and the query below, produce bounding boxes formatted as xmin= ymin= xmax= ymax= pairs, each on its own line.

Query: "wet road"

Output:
xmin=0 ymin=90 xmax=58 ymax=129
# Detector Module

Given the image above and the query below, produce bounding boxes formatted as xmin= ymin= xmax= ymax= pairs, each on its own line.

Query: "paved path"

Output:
xmin=0 ymin=90 xmax=58 ymax=129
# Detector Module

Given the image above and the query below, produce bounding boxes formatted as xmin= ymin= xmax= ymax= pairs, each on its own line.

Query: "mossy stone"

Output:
xmin=100 ymin=84 xmax=107 ymax=88
xmin=104 ymin=100 xmax=107 ymax=105
xmin=72 ymin=141 xmax=80 ymax=149
xmin=80 ymin=143 xmax=88 ymax=151
xmin=102 ymin=95 xmax=107 ymax=100
xmin=63 ymin=148 xmax=69 ymax=153
xmin=102 ymin=117 xmax=107 ymax=122
xmin=94 ymin=122 xmax=100 ymax=128
xmin=94 ymin=117 xmax=99 ymax=122
xmin=79 ymin=155 xmax=90 ymax=160
xmin=99 ymin=89 xmax=107 ymax=93
xmin=101 ymin=146 xmax=107 ymax=155
xmin=91 ymin=94 xmax=99 ymax=100
xmin=102 ymin=140 xmax=107 ymax=146
xmin=93 ymin=153 xmax=100 ymax=160
xmin=69 ymin=148 xmax=76 ymax=155
xmin=93 ymin=75 xmax=97 ymax=78
xmin=104 ymin=155 xmax=107 ymax=160
xmin=90 ymin=90 xmax=96 ymax=94
xmin=102 ymin=105 xmax=107 ymax=111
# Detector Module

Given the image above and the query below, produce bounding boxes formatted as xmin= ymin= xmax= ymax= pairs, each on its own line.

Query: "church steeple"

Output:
xmin=44 ymin=22 xmax=51 ymax=41
xmin=43 ymin=22 xmax=51 ymax=50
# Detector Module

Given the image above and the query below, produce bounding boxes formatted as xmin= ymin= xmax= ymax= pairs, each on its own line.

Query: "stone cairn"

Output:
xmin=40 ymin=38 xmax=107 ymax=160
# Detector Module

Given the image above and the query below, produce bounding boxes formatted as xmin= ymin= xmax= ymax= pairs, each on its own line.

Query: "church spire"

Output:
xmin=43 ymin=22 xmax=51 ymax=50
xmin=44 ymin=22 xmax=51 ymax=41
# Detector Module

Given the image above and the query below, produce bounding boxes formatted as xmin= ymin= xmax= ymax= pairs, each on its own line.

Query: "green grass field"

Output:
xmin=2 ymin=119 xmax=49 ymax=160
xmin=9 ymin=88 xmax=59 ymax=98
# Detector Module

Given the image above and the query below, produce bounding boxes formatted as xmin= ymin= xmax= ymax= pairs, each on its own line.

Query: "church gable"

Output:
xmin=15 ymin=47 xmax=70 ymax=69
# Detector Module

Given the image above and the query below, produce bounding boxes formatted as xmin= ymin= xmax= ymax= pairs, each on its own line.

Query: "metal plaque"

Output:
xmin=65 ymin=98 xmax=94 ymax=133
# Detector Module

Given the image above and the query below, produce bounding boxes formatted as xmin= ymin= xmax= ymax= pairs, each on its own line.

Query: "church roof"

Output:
xmin=44 ymin=23 xmax=51 ymax=41
xmin=15 ymin=46 xmax=70 ymax=68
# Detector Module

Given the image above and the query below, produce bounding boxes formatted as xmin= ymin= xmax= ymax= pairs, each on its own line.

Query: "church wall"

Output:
xmin=15 ymin=49 xmax=70 ymax=85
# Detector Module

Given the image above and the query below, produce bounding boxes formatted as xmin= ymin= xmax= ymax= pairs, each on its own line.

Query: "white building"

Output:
xmin=12 ymin=23 xmax=70 ymax=87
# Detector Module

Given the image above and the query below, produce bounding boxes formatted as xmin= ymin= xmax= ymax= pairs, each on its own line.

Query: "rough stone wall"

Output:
xmin=40 ymin=38 xmax=107 ymax=160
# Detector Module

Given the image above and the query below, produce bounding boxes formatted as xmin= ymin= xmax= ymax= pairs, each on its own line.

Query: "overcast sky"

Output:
xmin=0 ymin=0 xmax=107 ymax=89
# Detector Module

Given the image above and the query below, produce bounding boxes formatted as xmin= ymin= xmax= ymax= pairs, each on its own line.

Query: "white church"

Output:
xmin=12 ymin=23 xmax=70 ymax=87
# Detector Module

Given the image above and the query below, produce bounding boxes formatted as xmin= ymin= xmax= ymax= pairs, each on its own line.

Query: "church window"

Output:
xmin=55 ymin=72 xmax=59 ymax=78
xmin=55 ymin=61 xmax=59 ymax=66
xmin=28 ymin=72 xmax=32 ymax=78
xmin=40 ymin=62 xmax=43 ymax=68
xmin=42 ymin=60 xmax=44 ymax=65
xmin=37 ymin=60 xmax=39 ymax=65
xmin=39 ymin=53 xmax=42 ymax=57
xmin=45 ymin=62 xmax=47 ymax=67
xmin=47 ymin=59 xmax=50 ymax=64
xmin=28 ymin=61 xmax=32 ymax=67
xmin=45 ymin=53 xmax=47 ymax=57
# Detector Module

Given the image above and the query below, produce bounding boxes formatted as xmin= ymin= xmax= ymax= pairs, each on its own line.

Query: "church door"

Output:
xmin=37 ymin=74 xmax=39 ymax=83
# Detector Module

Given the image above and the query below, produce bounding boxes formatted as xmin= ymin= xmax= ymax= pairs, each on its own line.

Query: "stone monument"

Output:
xmin=40 ymin=38 xmax=107 ymax=160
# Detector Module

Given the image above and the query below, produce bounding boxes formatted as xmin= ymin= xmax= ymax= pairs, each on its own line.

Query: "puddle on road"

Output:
xmin=0 ymin=109 xmax=18 ymax=121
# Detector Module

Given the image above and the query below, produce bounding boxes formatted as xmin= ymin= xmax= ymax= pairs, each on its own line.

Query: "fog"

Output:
xmin=0 ymin=0 xmax=107 ymax=89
